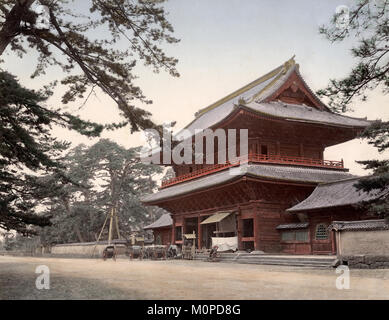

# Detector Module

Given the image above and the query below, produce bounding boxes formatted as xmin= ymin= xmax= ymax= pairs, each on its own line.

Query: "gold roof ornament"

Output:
xmin=238 ymin=97 xmax=247 ymax=105
xmin=282 ymin=55 xmax=296 ymax=74
xmin=247 ymin=55 xmax=296 ymax=104
xmin=193 ymin=56 xmax=297 ymax=118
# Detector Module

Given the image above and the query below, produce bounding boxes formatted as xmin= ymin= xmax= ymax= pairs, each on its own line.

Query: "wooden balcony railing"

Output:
xmin=160 ymin=153 xmax=344 ymax=189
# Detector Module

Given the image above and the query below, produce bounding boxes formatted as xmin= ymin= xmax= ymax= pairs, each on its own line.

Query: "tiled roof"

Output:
xmin=143 ymin=213 xmax=172 ymax=230
xmin=177 ymin=57 xmax=371 ymax=138
xmin=141 ymin=164 xmax=355 ymax=204
xmin=287 ymin=177 xmax=388 ymax=212
xmin=194 ymin=58 xmax=292 ymax=117
xmin=244 ymin=102 xmax=371 ymax=128
xmin=276 ymin=222 xmax=309 ymax=230
xmin=329 ymin=219 xmax=389 ymax=232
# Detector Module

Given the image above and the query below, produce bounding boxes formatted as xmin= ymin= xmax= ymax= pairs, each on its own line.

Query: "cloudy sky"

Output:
xmin=2 ymin=0 xmax=388 ymax=176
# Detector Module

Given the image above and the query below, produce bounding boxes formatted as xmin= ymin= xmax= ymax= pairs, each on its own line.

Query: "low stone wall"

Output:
xmin=339 ymin=230 xmax=389 ymax=256
xmin=336 ymin=228 xmax=389 ymax=269
xmin=341 ymin=255 xmax=389 ymax=269
xmin=0 ymin=250 xmax=38 ymax=257
xmin=51 ymin=242 xmax=127 ymax=258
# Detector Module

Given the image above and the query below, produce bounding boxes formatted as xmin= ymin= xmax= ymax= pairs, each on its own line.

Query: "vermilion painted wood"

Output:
xmin=146 ymin=64 xmax=371 ymax=255
xmin=161 ymin=153 xmax=344 ymax=188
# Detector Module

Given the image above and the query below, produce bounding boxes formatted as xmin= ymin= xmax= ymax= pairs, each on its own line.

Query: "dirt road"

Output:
xmin=0 ymin=255 xmax=389 ymax=299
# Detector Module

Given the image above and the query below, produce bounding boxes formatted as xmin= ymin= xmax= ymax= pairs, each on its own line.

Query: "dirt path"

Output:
xmin=1 ymin=256 xmax=389 ymax=299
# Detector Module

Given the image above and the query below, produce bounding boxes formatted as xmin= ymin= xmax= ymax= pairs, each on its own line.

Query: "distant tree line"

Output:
xmin=39 ymin=139 xmax=166 ymax=245
xmin=0 ymin=0 xmax=178 ymax=239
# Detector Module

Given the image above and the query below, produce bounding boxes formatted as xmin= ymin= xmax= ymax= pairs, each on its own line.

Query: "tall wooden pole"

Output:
xmin=91 ymin=211 xmax=110 ymax=258
xmin=114 ymin=207 xmax=121 ymax=239
xmin=108 ymin=207 xmax=114 ymax=245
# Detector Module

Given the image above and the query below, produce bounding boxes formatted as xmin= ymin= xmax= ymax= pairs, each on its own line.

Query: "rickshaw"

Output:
xmin=207 ymin=245 xmax=220 ymax=262
xmin=141 ymin=245 xmax=166 ymax=260
xmin=129 ymin=245 xmax=144 ymax=260
xmin=152 ymin=245 xmax=167 ymax=260
xmin=102 ymin=245 xmax=116 ymax=261
xmin=166 ymin=244 xmax=178 ymax=259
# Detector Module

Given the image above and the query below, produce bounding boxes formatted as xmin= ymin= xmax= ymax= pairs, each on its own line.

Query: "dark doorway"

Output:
xmin=261 ymin=145 xmax=268 ymax=155
xmin=201 ymin=221 xmax=216 ymax=249
xmin=243 ymin=241 xmax=255 ymax=251
xmin=242 ymin=218 xmax=254 ymax=237
xmin=185 ymin=217 xmax=198 ymax=247
xmin=175 ymin=226 xmax=182 ymax=241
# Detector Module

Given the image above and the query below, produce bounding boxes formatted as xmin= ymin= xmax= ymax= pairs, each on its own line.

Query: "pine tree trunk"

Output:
xmin=0 ymin=0 xmax=36 ymax=56
xmin=75 ymin=226 xmax=85 ymax=243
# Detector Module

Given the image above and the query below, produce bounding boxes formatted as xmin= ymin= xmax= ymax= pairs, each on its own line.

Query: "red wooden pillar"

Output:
xmin=182 ymin=217 xmax=187 ymax=234
xmin=171 ymin=216 xmax=176 ymax=244
xmin=237 ymin=215 xmax=243 ymax=250
xmin=253 ymin=213 xmax=258 ymax=251
xmin=198 ymin=216 xmax=202 ymax=249
xmin=331 ymin=230 xmax=336 ymax=255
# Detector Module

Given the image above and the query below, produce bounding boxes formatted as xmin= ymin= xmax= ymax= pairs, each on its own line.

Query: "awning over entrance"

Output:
xmin=183 ymin=233 xmax=196 ymax=239
xmin=201 ymin=212 xmax=233 ymax=225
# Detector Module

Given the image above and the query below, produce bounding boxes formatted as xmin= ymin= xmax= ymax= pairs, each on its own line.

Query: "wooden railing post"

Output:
xmin=160 ymin=153 xmax=345 ymax=188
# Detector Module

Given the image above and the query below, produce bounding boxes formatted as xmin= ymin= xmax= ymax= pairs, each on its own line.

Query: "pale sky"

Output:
xmin=2 ymin=0 xmax=388 ymax=176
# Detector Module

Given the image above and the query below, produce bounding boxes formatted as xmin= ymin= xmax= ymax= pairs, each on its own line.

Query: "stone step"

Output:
xmin=238 ymin=258 xmax=334 ymax=264
xmin=214 ymin=258 xmax=333 ymax=266
xmin=234 ymin=256 xmax=335 ymax=263
xmin=236 ymin=260 xmax=333 ymax=268
xmin=206 ymin=257 xmax=334 ymax=264
xmin=193 ymin=253 xmax=336 ymax=268
xmin=195 ymin=254 xmax=334 ymax=261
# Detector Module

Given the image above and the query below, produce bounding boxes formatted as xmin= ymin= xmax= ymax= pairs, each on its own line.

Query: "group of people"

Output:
xmin=102 ymin=243 xmax=219 ymax=261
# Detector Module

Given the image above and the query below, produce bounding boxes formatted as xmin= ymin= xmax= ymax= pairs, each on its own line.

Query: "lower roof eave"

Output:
xmin=286 ymin=203 xmax=359 ymax=214
xmin=142 ymin=175 xmax=323 ymax=206
xmin=142 ymin=176 xmax=317 ymax=206
xmin=141 ymin=164 xmax=356 ymax=205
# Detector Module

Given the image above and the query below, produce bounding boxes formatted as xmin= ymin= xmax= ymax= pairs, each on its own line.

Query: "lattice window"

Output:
xmin=281 ymin=231 xmax=295 ymax=241
xmin=315 ymin=223 xmax=328 ymax=240
xmin=296 ymin=230 xmax=309 ymax=242
xmin=281 ymin=230 xmax=309 ymax=242
xmin=155 ymin=235 xmax=162 ymax=245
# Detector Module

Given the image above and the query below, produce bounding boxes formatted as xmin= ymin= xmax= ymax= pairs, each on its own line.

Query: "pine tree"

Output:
xmin=40 ymin=139 xmax=163 ymax=244
xmin=318 ymin=0 xmax=389 ymax=219
xmin=0 ymin=71 xmax=102 ymax=234
xmin=0 ymin=0 xmax=179 ymax=132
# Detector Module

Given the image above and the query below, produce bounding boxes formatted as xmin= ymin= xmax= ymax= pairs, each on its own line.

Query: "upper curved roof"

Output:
xmin=244 ymin=101 xmax=372 ymax=128
xmin=177 ymin=57 xmax=371 ymax=137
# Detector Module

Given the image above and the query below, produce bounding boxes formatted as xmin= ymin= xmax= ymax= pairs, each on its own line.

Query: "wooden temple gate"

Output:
xmin=142 ymin=57 xmax=371 ymax=255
